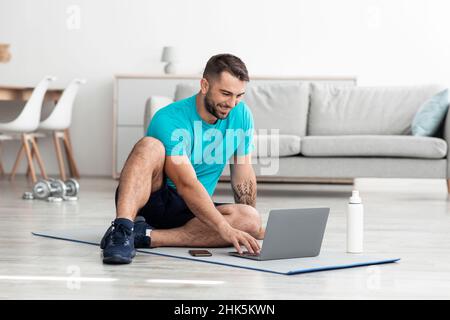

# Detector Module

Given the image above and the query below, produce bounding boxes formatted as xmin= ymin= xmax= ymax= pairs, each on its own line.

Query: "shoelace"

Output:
xmin=111 ymin=223 xmax=132 ymax=245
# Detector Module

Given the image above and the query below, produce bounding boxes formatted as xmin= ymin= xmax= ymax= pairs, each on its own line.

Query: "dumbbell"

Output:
xmin=49 ymin=178 xmax=80 ymax=198
xmin=32 ymin=178 xmax=80 ymax=200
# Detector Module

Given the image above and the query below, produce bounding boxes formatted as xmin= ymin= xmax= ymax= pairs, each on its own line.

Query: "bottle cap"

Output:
xmin=349 ymin=190 xmax=362 ymax=204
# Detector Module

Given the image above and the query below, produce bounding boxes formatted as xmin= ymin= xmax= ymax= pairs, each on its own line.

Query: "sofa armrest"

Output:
xmin=444 ymin=105 xmax=450 ymax=178
xmin=143 ymin=96 xmax=174 ymax=134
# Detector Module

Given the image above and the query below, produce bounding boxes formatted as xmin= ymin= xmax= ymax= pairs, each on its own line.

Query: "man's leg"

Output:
xmin=116 ymin=137 xmax=165 ymax=221
xmin=150 ymin=204 xmax=265 ymax=248
xmin=102 ymin=137 xmax=165 ymax=264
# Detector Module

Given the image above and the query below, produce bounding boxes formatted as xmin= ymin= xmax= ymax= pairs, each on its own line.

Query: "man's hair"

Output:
xmin=203 ymin=54 xmax=249 ymax=82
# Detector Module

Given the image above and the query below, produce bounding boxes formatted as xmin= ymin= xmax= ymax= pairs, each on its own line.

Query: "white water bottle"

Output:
xmin=347 ymin=190 xmax=364 ymax=253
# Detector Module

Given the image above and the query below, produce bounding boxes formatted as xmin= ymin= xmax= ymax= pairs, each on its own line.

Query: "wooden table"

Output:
xmin=0 ymin=85 xmax=63 ymax=103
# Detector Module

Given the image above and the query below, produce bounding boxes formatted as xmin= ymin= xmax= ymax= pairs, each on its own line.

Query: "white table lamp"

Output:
xmin=161 ymin=46 xmax=178 ymax=74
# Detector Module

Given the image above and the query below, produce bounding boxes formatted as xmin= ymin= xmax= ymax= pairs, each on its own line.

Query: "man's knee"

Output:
xmin=135 ymin=137 xmax=165 ymax=155
xmin=134 ymin=137 xmax=165 ymax=164
xmin=233 ymin=204 xmax=262 ymax=239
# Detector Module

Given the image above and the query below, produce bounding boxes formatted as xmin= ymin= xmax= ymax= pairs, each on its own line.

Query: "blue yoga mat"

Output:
xmin=32 ymin=227 xmax=400 ymax=276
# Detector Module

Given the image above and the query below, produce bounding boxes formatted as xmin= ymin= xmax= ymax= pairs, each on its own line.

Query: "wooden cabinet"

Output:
xmin=113 ymin=75 xmax=200 ymax=178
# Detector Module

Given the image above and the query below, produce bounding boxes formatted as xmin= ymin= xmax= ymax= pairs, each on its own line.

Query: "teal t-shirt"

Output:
xmin=146 ymin=94 xmax=254 ymax=196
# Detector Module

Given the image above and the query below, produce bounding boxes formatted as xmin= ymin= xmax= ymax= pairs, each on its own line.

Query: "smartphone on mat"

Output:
xmin=188 ymin=250 xmax=212 ymax=257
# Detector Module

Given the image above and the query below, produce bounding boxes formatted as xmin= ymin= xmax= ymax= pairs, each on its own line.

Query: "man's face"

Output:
xmin=202 ymin=71 xmax=246 ymax=120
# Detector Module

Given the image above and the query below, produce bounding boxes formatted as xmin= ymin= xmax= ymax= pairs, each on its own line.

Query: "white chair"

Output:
xmin=12 ymin=78 xmax=85 ymax=181
xmin=0 ymin=76 xmax=56 ymax=183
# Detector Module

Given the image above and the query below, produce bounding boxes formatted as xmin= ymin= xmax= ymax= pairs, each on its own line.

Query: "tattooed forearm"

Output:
xmin=232 ymin=180 xmax=256 ymax=207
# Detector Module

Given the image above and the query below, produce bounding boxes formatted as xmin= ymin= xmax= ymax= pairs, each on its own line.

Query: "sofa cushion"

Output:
xmin=174 ymin=82 xmax=310 ymax=136
xmin=174 ymin=84 xmax=198 ymax=101
xmin=309 ymin=83 xmax=446 ymax=135
xmin=301 ymin=135 xmax=447 ymax=159
xmin=243 ymin=83 xmax=310 ymax=137
xmin=412 ymin=89 xmax=449 ymax=137
xmin=252 ymin=134 xmax=301 ymax=158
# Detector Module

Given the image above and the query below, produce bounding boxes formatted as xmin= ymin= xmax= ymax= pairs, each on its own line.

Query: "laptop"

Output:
xmin=229 ymin=207 xmax=329 ymax=261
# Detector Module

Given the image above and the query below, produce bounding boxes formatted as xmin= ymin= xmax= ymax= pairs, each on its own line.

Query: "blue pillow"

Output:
xmin=412 ymin=89 xmax=449 ymax=136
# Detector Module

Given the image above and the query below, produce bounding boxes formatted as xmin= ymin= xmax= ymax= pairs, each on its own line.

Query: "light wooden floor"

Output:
xmin=1 ymin=176 xmax=450 ymax=299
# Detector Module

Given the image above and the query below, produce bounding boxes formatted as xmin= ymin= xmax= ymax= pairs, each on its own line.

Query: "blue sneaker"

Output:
xmin=101 ymin=218 xmax=135 ymax=264
xmin=133 ymin=216 xmax=153 ymax=248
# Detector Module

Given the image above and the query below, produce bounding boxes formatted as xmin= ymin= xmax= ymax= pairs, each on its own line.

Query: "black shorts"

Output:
xmin=114 ymin=178 xmax=228 ymax=229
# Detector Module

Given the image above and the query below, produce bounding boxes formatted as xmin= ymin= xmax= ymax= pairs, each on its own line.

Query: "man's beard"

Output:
xmin=204 ymin=92 xmax=229 ymax=120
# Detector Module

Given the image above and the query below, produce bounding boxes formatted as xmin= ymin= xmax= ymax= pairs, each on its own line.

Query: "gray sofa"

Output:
xmin=145 ymin=82 xmax=450 ymax=191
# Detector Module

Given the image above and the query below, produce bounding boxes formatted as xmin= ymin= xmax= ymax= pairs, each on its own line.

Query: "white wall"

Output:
xmin=1 ymin=0 xmax=449 ymax=176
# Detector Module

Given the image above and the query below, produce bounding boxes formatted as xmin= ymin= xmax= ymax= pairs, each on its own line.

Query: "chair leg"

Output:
xmin=29 ymin=136 xmax=48 ymax=180
xmin=63 ymin=129 xmax=79 ymax=178
xmin=10 ymin=143 xmax=25 ymax=181
xmin=60 ymin=130 xmax=73 ymax=176
xmin=53 ymin=132 xmax=67 ymax=181
xmin=63 ymin=129 xmax=80 ymax=179
xmin=0 ymin=142 xmax=4 ymax=176
xmin=447 ymin=179 xmax=450 ymax=194
xmin=25 ymin=139 xmax=36 ymax=178
xmin=22 ymin=134 xmax=37 ymax=184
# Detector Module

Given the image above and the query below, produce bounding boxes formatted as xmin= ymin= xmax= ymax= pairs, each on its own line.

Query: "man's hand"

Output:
xmin=218 ymin=223 xmax=260 ymax=254
xmin=165 ymin=154 xmax=261 ymax=254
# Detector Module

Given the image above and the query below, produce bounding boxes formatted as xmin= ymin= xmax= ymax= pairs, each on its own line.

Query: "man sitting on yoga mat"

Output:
xmin=101 ymin=54 xmax=265 ymax=264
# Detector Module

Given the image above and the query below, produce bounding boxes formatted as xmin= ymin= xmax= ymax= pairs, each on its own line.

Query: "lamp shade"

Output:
xmin=161 ymin=46 xmax=178 ymax=62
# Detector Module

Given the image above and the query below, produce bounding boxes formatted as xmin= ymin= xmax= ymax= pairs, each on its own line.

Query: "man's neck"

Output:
xmin=196 ymin=93 xmax=218 ymax=124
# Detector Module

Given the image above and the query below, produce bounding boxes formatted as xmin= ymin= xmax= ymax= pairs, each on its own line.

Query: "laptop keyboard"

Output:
xmin=241 ymin=251 xmax=260 ymax=257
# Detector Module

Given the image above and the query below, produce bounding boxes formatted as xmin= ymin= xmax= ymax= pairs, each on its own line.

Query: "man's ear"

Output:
xmin=200 ymin=78 xmax=209 ymax=95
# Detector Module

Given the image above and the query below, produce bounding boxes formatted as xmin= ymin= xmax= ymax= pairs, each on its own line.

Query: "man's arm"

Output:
xmin=230 ymin=153 xmax=257 ymax=208
xmin=164 ymin=155 xmax=260 ymax=254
